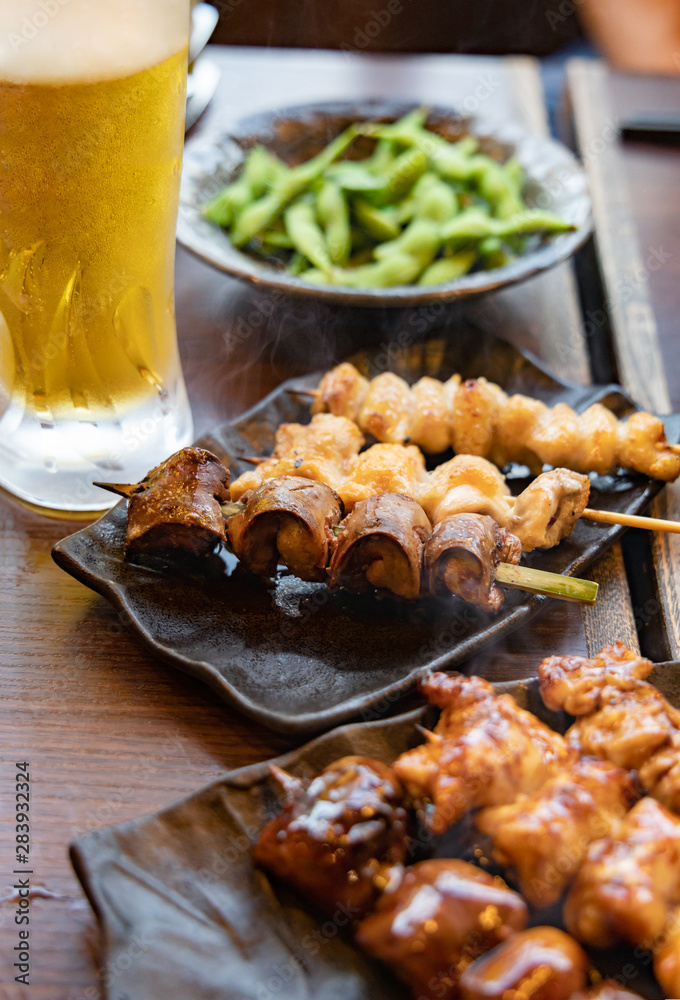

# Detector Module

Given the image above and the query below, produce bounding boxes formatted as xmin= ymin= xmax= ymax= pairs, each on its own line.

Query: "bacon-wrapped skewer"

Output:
xmin=226 ymin=476 xmax=343 ymax=582
xmin=309 ymin=362 xmax=680 ymax=481
xmin=97 ymin=448 xmax=597 ymax=611
xmin=328 ymin=493 xmax=432 ymax=601
xmin=96 ymin=447 xmax=231 ymax=557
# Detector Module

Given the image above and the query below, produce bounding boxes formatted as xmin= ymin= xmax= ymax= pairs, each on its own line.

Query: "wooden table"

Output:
xmin=1 ymin=47 xmax=679 ymax=998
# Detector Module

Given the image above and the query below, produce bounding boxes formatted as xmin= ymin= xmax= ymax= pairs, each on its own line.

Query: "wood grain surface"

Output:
xmin=0 ymin=47 xmax=676 ymax=997
xmin=567 ymin=59 xmax=680 ymax=659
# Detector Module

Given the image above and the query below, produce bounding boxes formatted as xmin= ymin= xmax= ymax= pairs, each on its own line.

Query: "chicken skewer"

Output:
xmin=304 ymin=362 xmax=680 ymax=480
xmin=230 ymin=416 xmax=590 ymax=551
xmin=96 ymin=449 xmax=597 ymax=608
xmin=228 ymin=421 xmax=600 ymax=606
xmin=231 ymin=412 xmax=680 ymax=539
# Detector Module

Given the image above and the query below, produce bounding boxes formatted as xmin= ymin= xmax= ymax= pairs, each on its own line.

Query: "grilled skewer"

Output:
xmin=97 ymin=450 xmax=597 ymax=609
xmin=95 ymin=447 xmax=231 ymax=557
xmin=304 ymin=362 xmax=680 ymax=480
xmin=230 ymin=421 xmax=590 ymax=553
xmin=232 ymin=414 xmax=680 ymax=540
xmin=226 ymin=476 xmax=342 ymax=582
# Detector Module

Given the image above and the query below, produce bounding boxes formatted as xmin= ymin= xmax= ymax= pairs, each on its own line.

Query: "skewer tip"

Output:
xmin=285 ymin=388 xmax=318 ymax=400
xmin=415 ymin=724 xmax=443 ymax=745
xmin=92 ymin=480 xmax=139 ymax=499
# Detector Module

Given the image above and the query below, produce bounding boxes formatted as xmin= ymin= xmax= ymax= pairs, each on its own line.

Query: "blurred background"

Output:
xmin=204 ymin=0 xmax=680 ymax=74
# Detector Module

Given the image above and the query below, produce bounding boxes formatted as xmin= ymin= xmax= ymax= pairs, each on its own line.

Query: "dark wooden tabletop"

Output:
xmin=1 ymin=47 xmax=679 ymax=998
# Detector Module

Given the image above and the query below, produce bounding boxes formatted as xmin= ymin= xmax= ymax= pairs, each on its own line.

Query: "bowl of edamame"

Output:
xmin=177 ymin=100 xmax=593 ymax=306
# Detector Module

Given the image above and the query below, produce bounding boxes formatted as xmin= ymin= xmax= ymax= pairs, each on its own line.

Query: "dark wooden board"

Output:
xmin=3 ymin=49 xmax=678 ymax=995
xmin=567 ymin=59 xmax=680 ymax=659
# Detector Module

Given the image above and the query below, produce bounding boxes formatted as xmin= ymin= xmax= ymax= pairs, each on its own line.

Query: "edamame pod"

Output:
xmin=326 ymin=161 xmax=384 ymax=192
xmin=202 ymin=146 xmax=284 ymax=227
xmin=331 ymin=252 xmax=424 ymax=287
xmin=231 ymin=125 xmax=360 ymax=245
xmin=259 ymin=229 xmax=295 ymax=249
xmin=317 ymin=180 xmax=352 ymax=265
xmin=353 ymin=198 xmax=401 ymax=241
xmin=373 ymin=217 xmax=441 ymax=270
xmin=367 ymin=147 xmax=428 ymax=206
xmin=441 ymin=207 xmax=501 ymax=242
xmin=367 ymin=138 xmax=395 ymax=174
xmin=414 ymin=176 xmax=458 ymax=223
xmin=468 ymin=156 xmax=525 ymax=219
xmin=419 ymin=250 xmax=477 ymax=284
xmin=496 ymin=208 xmax=575 ymax=237
xmin=284 ymin=199 xmax=333 ymax=273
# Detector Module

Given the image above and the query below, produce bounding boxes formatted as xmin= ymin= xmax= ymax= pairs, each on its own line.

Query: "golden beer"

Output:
xmin=0 ymin=0 xmax=193 ymax=510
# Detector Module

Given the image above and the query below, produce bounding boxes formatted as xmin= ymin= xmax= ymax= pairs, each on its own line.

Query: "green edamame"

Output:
xmin=203 ymin=107 xmax=575 ymax=289
xmin=316 ymin=179 xmax=352 ymax=265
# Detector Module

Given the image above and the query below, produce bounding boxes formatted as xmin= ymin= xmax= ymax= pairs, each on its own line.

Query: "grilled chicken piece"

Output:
xmin=619 ymin=410 xmax=680 ymax=483
xmin=459 ymin=927 xmax=589 ymax=1000
xmin=653 ymin=904 xmax=680 ymax=1000
xmin=226 ymin=476 xmax=342 ymax=581
xmin=509 ymin=468 xmax=590 ymax=553
xmin=639 ymin=735 xmax=680 ymax=813
xmin=537 ymin=642 xmax=654 ymax=716
xmin=565 ymin=683 xmax=680 ymax=771
xmin=418 ymin=454 xmax=513 ymax=526
xmin=329 ymin=493 xmax=431 ymax=600
xmin=476 ymin=758 xmax=636 ymax=908
xmin=355 ymin=859 xmax=528 ymax=1000
xmin=452 ymin=377 xmax=508 ymax=459
xmin=411 ymin=375 xmax=456 ymax=454
xmin=564 ymin=797 xmax=680 ymax=949
xmin=339 ymin=443 xmax=428 ymax=512
xmin=311 ymin=362 xmax=680 ymax=480
xmin=424 ymin=513 xmax=522 ymax=613
xmin=311 ymin=360 xmax=370 ymax=423
xmin=358 ymin=371 xmax=414 ymax=445
xmin=253 ymin=756 xmax=410 ymax=919
xmin=229 ymin=413 xmax=364 ymax=501
xmin=393 ymin=672 xmax=574 ymax=833
xmin=123 ymin=447 xmax=231 ymax=556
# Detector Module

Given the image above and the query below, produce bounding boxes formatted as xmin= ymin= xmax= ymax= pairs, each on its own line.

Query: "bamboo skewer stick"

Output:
xmin=582 ymin=507 xmax=680 ymax=534
xmin=495 ymin=564 xmax=598 ymax=604
xmin=93 ymin=481 xmax=139 ymax=499
xmin=287 ymin=387 xmax=317 ymax=399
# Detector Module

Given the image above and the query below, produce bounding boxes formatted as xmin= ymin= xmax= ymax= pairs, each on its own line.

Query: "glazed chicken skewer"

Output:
xmin=303 ymin=361 xmax=680 ymax=480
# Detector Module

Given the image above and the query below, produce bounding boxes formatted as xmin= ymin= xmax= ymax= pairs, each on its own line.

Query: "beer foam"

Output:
xmin=0 ymin=0 xmax=190 ymax=84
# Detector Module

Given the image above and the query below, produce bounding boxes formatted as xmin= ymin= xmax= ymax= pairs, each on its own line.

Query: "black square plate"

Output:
xmin=52 ymin=323 xmax=680 ymax=735
xmin=71 ymin=671 xmax=680 ymax=1000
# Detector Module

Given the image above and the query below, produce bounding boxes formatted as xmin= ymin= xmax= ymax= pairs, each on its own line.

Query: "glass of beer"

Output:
xmin=0 ymin=0 xmax=194 ymax=512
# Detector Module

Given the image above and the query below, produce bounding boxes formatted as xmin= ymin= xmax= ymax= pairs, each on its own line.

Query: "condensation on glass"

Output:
xmin=0 ymin=0 xmax=193 ymax=511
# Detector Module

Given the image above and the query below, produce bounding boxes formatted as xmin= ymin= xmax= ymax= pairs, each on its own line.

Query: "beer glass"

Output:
xmin=0 ymin=0 xmax=194 ymax=512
